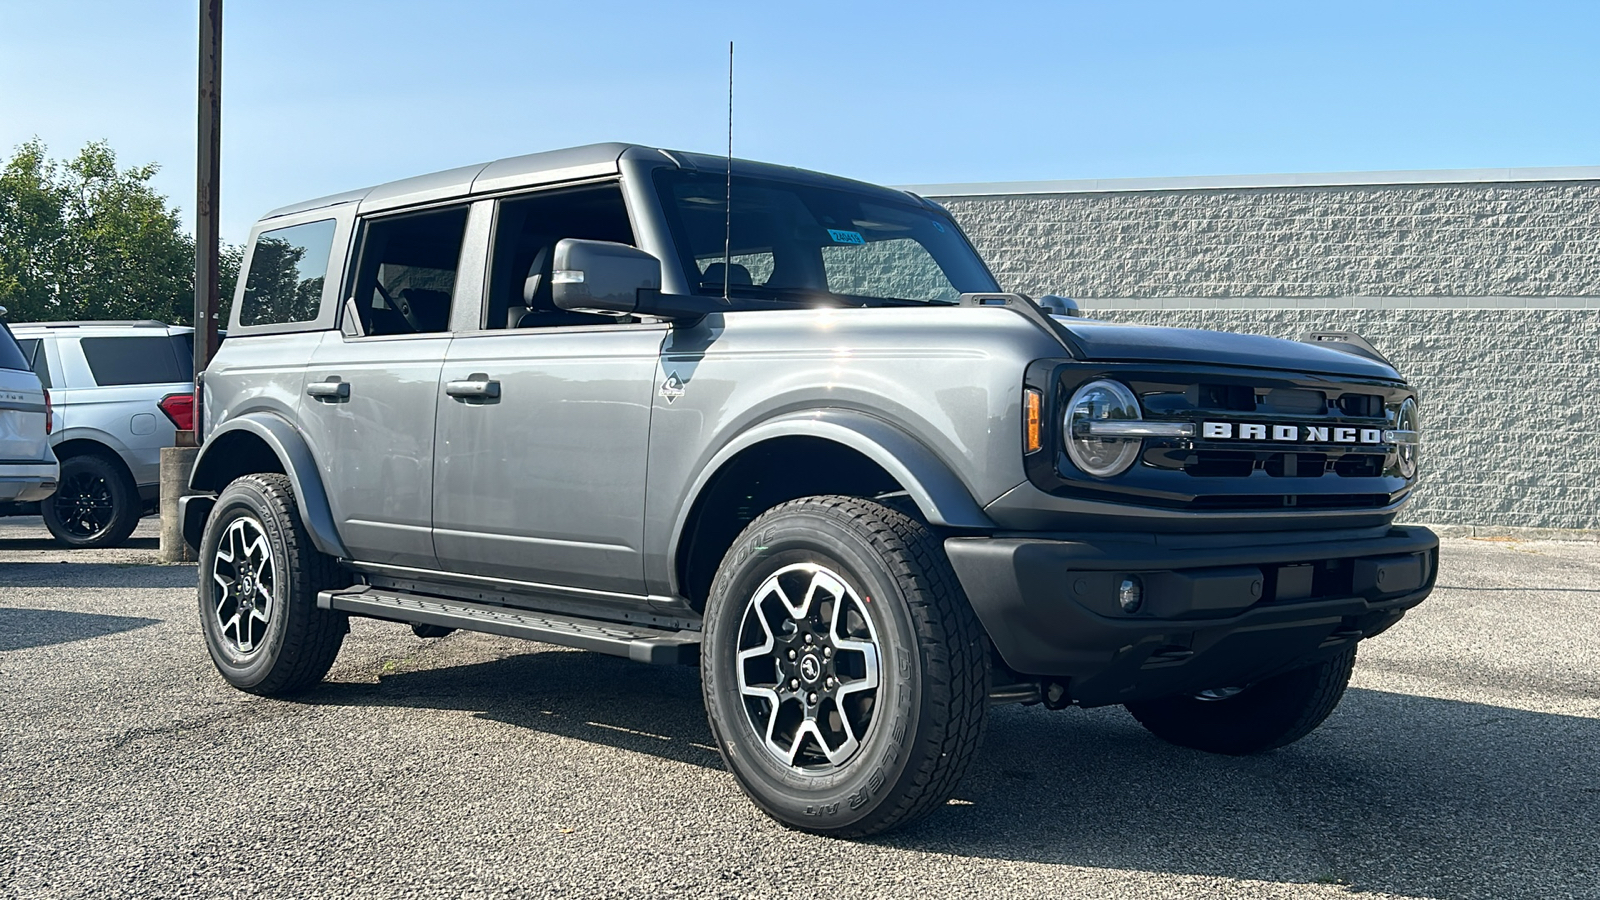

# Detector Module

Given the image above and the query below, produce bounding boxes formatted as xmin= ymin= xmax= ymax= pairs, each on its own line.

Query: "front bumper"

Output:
xmin=945 ymin=525 xmax=1438 ymax=707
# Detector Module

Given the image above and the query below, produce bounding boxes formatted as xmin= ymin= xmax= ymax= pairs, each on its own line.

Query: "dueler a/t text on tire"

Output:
xmin=701 ymin=495 xmax=990 ymax=837
xmin=197 ymin=473 xmax=347 ymax=696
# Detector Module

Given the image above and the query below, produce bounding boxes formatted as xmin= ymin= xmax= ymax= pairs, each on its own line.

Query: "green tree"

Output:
xmin=0 ymin=139 xmax=240 ymax=325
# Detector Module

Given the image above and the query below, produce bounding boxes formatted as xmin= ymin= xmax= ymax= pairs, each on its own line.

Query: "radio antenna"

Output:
xmin=723 ymin=40 xmax=733 ymax=303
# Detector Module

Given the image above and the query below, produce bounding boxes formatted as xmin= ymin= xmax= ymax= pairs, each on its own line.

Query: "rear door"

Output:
xmin=296 ymin=204 xmax=472 ymax=569
xmin=0 ymin=326 xmax=54 ymax=469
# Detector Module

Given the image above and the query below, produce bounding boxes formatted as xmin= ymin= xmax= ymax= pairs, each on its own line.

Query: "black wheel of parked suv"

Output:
xmin=197 ymin=473 xmax=348 ymax=696
xmin=1124 ymin=647 xmax=1357 ymax=755
xmin=701 ymin=495 xmax=990 ymax=837
xmin=42 ymin=453 xmax=141 ymax=549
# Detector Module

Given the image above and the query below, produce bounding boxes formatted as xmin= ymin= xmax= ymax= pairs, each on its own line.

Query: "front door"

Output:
xmin=430 ymin=181 xmax=662 ymax=607
xmin=431 ymin=326 xmax=664 ymax=599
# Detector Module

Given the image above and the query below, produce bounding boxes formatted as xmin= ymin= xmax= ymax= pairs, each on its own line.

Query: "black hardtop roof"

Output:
xmin=261 ymin=143 xmax=930 ymax=223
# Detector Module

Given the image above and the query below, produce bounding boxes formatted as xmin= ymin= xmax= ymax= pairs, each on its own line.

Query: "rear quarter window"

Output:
xmin=80 ymin=336 xmax=186 ymax=386
xmin=0 ymin=325 xmax=29 ymax=372
xmin=239 ymin=219 xmax=338 ymax=327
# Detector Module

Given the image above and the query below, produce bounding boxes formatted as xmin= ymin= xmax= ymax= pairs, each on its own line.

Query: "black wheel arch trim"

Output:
xmin=665 ymin=408 xmax=996 ymax=597
xmin=186 ymin=412 xmax=350 ymax=559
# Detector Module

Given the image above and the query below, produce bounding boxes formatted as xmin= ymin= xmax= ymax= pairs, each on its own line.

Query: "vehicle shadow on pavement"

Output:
xmin=0 ymin=536 xmax=160 ymax=551
xmin=306 ymin=650 xmax=1598 ymax=899
xmin=0 ymin=606 xmax=161 ymax=651
xmin=308 ymin=649 xmax=724 ymax=771
xmin=0 ymin=561 xmax=196 ymax=589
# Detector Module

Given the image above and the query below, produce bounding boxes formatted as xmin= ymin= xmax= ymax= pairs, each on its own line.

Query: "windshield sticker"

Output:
xmin=827 ymin=228 xmax=866 ymax=245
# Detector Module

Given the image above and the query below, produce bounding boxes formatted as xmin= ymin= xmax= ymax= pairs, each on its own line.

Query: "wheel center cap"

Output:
xmin=799 ymin=653 xmax=822 ymax=684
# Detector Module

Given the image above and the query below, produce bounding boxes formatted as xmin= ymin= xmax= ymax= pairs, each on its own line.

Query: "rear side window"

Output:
xmin=240 ymin=219 xmax=337 ymax=327
xmin=13 ymin=338 xmax=50 ymax=387
xmin=0 ymin=325 xmax=29 ymax=372
xmin=80 ymin=336 xmax=186 ymax=386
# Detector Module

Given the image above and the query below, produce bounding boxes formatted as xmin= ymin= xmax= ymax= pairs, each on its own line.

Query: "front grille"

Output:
xmin=1138 ymin=379 xmax=1395 ymax=480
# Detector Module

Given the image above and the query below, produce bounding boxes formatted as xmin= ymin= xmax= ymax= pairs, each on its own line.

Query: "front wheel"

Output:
xmin=1124 ymin=647 xmax=1357 ymax=755
xmin=197 ymin=473 xmax=348 ymax=696
xmin=701 ymin=496 xmax=990 ymax=838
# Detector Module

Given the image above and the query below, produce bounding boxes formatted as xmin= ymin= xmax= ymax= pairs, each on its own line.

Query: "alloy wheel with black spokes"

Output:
xmin=736 ymin=562 xmax=882 ymax=771
xmin=41 ymin=454 xmax=141 ymax=549
xmin=197 ymin=473 xmax=348 ymax=696
xmin=702 ymin=495 xmax=990 ymax=838
xmin=210 ymin=516 xmax=277 ymax=656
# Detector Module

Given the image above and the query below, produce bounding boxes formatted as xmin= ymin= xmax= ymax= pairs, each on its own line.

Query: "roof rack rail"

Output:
xmin=19 ymin=320 xmax=170 ymax=328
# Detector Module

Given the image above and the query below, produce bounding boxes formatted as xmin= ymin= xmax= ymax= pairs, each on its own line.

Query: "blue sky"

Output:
xmin=3 ymin=1 xmax=1596 ymax=242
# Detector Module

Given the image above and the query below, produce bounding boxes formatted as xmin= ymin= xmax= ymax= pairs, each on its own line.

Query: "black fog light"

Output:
xmin=1118 ymin=576 xmax=1144 ymax=613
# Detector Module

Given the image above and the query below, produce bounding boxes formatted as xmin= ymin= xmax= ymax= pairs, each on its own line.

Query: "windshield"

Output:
xmin=654 ymin=169 xmax=998 ymax=306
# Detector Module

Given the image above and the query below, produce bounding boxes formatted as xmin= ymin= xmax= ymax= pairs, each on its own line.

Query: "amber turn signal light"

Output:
xmin=1024 ymin=388 xmax=1043 ymax=454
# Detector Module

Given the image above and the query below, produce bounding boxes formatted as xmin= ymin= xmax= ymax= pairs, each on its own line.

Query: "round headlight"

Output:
xmin=1394 ymin=397 xmax=1419 ymax=478
xmin=1064 ymin=379 xmax=1143 ymax=477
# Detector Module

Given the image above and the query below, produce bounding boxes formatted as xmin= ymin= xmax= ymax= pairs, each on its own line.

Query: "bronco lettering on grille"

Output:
xmin=1203 ymin=422 xmax=1385 ymax=444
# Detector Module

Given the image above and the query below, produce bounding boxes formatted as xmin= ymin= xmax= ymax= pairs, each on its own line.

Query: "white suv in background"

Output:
xmin=7 ymin=321 xmax=198 ymax=548
xmin=0 ymin=318 xmax=58 ymax=511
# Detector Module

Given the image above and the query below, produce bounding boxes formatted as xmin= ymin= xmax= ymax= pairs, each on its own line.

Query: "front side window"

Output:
xmin=239 ymin=219 xmax=337 ymax=327
xmin=654 ymin=170 xmax=997 ymax=306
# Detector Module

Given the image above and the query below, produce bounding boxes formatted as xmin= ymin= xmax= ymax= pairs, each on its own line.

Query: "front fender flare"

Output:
xmin=187 ymin=412 xmax=349 ymax=559
xmin=667 ymin=409 xmax=995 ymax=588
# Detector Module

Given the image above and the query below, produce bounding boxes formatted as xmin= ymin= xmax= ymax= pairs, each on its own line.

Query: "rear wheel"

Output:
xmin=197 ymin=473 xmax=348 ymax=696
xmin=1125 ymin=647 xmax=1357 ymax=755
xmin=701 ymin=496 xmax=989 ymax=837
xmin=42 ymin=453 xmax=141 ymax=549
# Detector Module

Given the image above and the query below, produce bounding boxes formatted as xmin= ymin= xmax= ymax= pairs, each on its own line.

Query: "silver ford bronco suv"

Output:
xmin=183 ymin=143 xmax=1435 ymax=837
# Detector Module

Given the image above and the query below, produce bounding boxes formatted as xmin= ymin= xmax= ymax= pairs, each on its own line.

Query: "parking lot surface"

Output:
xmin=1 ymin=516 xmax=1596 ymax=900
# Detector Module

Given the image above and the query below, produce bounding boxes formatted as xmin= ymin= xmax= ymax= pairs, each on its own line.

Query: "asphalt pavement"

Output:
xmin=1 ymin=516 xmax=1596 ymax=900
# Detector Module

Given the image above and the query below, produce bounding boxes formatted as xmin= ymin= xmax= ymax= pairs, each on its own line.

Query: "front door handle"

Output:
xmin=445 ymin=374 xmax=500 ymax=401
xmin=306 ymin=378 xmax=350 ymax=401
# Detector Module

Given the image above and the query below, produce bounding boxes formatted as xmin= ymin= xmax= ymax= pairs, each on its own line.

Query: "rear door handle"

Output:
xmin=306 ymin=378 xmax=350 ymax=401
xmin=445 ymin=375 xmax=500 ymax=401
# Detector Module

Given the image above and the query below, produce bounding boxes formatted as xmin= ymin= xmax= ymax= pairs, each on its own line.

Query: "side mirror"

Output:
xmin=550 ymin=239 xmax=662 ymax=317
xmin=551 ymin=238 xmax=725 ymax=320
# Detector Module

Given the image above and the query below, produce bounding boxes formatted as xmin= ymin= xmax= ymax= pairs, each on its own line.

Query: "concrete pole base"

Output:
xmin=159 ymin=446 xmax=200 ymax=563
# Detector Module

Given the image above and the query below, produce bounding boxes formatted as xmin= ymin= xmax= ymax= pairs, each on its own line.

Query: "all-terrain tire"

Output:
xmin=1125 ymin=647 xmax=1357 ymax=755
xmin=701 ymin=495 xmax=990 ymax=837
xmin=197 ymin=473 xmax=348 ymax=696
xmin=42 ymin=453 xmax=141 ymax=549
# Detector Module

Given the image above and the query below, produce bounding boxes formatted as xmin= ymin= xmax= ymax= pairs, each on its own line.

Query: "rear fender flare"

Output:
xmin=187 ymin=412 xmax=349 ymax=559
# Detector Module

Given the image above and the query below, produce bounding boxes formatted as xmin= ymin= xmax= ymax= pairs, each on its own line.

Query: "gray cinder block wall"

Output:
xmin=909 ymin=169 xmax=1600 ymax=532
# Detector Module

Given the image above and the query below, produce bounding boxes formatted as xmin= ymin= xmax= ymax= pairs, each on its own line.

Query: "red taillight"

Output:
xmin=43 ymin=388 xmax=52 ymax=434
xmin=159 ymin=392 xmax=195 ymax=432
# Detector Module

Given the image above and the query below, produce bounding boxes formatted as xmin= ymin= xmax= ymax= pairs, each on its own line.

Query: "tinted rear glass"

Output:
xmin=240 ymin=219 xmax=337 ymax=327
xmin=0 ymin=325 xmax=29 ymax=371
xmin=80 ymin=336 xmax=185 ymax=386
xmin=14 ymin=338 xmax=49 ymax=387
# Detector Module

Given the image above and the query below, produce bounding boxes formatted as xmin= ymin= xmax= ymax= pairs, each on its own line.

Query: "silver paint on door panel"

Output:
xmin=433 ymin=326 xmax=664 ymax=599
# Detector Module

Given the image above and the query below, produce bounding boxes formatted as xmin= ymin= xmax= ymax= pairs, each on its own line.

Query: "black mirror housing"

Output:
xmin=551 ymin=239 xmax=662 ymax=317
xmin=552 ymin=238 xmax=728 ymax=321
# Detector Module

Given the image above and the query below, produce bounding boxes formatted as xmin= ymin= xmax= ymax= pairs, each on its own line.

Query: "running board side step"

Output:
xmin=317 ymin=586 xmax=700 ymax=665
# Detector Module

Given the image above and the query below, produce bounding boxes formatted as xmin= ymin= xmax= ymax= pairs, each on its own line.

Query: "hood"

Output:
xmin=1054 ymin=318 xmax=1402 ymax=380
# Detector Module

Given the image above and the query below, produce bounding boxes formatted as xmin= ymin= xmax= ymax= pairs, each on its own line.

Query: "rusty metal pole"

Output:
xmin=194 ymin=0 xmax=222 ymax=423
xmin=165 ymin=0 xmax=221 ymax=563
